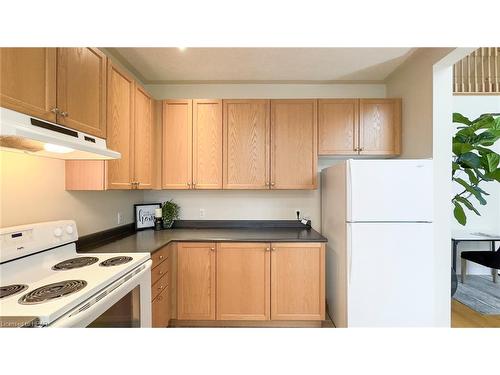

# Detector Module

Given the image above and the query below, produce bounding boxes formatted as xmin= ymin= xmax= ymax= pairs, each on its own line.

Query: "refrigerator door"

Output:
xmin=347 ymin=159 xmax=433 ymax=222
xmin=347 ymin=222 xmax=434 ymax=327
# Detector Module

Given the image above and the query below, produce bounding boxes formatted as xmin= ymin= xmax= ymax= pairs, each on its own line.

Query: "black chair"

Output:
xmin=461 ymin=247 xmax=500 ymax=284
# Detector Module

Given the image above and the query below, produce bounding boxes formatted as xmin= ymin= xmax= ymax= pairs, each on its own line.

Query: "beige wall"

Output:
xmin=385 ymin=48 xmax=454 ymax=158
xmin=145 ymin=83 xmax=386 ymax=99
xmin=145 ymin=188 xmax=321 ymax=231
xmin=0 ymin=151 xmax=144 ymax=236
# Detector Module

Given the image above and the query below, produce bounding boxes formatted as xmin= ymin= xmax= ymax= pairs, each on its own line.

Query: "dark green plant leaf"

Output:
xmin=471 ymin=115 xmax=494 ymax=131
xmin=452 ymin=142 xmax=473 ymax=155
xmin=464 ymin=169 xmax=479 ymax=185
xmin=453 ymin=202 xmax=466 ymax=226
xmin=484 ymin=169 xmax=500 ymax=182
xmin=453 ymin=113 xmax=472 ymax=125
xmin=458 ymin=152 xmax=481 ymax=168
xmin=454 ymin=196 xmax=480 ymax=216
xmin=453 ymin=177 xmax=487 ymax=204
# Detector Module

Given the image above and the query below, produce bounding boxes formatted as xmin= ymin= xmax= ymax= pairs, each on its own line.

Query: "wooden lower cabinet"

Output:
xmin=177 ymin=242 xmax=216 ymax=320
xmin=271 ymin=242 xmax=325 ymax=321
xmin=151 ymin=245 xmax=171 ymax=328
xmin=152 ymin=286 xmax=170 ymax=328
xmin=216 ymin=243 xmax=270 ymax=320
xmin=172 ymin=241 xmax=325 ymax=326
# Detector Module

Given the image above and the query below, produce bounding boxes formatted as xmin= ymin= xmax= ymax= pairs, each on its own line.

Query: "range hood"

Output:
xmin=0 ymin=107 xmax=121 ymax=160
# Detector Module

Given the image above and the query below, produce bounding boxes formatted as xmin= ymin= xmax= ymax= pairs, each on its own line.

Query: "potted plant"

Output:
xmin=162 ymin=200 xmax=180 ymax=229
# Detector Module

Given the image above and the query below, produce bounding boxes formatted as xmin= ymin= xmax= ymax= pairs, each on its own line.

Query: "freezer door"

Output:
xmin=347 ymin=159 xmax=433 ymax=222
xmin=347 ymin=223 xmax=434 ymax=327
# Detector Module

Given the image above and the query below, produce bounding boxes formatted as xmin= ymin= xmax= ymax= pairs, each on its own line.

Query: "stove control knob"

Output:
xmin=54 ymin=227 xmax=63 ymax=237
xmin=66 ymin=225 xmax=74 ymax=234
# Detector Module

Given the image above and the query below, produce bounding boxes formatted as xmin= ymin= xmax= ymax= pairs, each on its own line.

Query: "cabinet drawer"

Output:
xmin=152 ymin=274 xmax=169 ymax=301
xmin=151 ymin=258 xmax=169 ymax=285
xmin=152 ymin=286 xmax=170 ymax=328
xmin=151 ymin=246 xmax=169 ymax=269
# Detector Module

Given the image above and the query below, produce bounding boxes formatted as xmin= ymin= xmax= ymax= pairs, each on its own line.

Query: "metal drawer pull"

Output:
xmin=159 ymin=255 xmax=163 ymax=260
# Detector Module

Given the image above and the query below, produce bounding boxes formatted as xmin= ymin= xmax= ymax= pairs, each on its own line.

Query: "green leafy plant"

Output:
xmin=452 ymin=112 xmax=500 ymax=225
xmin=162 ymin=200 xmax=180 ymax=228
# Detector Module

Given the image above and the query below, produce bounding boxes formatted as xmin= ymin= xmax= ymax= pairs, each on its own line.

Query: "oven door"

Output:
xmin=51 ymin=260 xmax=152 ymax=328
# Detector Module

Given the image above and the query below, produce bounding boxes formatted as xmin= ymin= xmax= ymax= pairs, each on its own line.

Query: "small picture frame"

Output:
xmin=134 ymin=203 xmax=161 ymax=231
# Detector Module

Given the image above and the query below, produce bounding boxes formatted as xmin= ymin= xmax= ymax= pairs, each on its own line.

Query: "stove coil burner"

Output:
xmin=99 ymin=256 xmax=133 ymax=267
xmin=18 ymin=280 xmax=87 ymax=305
xmin=52 ymin=256 xmax=99 ymax=270
xmin=0 ymin=284 xmax=28 ymax=299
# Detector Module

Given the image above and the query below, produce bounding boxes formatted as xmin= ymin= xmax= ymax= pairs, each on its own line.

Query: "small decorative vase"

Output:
xmin=163 ymin=219 xmax=174 ymax=229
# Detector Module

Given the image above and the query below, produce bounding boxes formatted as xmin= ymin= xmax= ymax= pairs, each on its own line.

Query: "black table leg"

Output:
xmin=452 ymin=240 xmax=458 ymax=271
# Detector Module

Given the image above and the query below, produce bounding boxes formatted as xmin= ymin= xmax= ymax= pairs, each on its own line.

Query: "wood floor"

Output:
xmin=451 ymin=300 xmax=500 ymax=328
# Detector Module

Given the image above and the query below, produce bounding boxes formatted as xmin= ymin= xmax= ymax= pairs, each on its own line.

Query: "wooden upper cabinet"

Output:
xmin=134 ymin=85 xmax=154 ymax=189
xmin=177 ymin=242 xmax=216 ymax=320
xmin=162 ymin=100 xmax=193 ymax=189
xmin=270 ymin=243 xmax=325 ymax=321
xmin=0 ymin=48 xmax=57 ymax=122
xmin=216 ymin=243 xmax=270 ymax=320
xmin=318 ymin=99 xmax=359 ymax=155
xmin=193 ymin=99 xmax=223 ymax=189
xmin=56 ymin=48 xmax=107 ymax=138
xmin=270 ymin=100 xmax=317 ymax=189
xmin=106 ymin=62 xmax=135 ymax=190
xmin=223 ymin=100 xmax=270 ymax=189
xmin=359 ymin=98 xmax=401 ymax=155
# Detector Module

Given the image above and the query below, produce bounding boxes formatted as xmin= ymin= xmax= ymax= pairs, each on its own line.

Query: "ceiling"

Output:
xmin=109 ymin=48 xmax=416 ymax=84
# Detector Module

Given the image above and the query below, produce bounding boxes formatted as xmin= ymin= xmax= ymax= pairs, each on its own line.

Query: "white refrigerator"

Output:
xmin=321 ymin=159 xmax=434 ymax=327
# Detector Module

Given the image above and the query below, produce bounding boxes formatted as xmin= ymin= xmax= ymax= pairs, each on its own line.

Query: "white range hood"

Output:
xmin=0 ymin=107 xmax=121 ymax=160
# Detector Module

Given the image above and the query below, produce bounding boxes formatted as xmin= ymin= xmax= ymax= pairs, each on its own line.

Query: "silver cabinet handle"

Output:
xmin=60 ymin=111 xmax=69 ymax=117
xmin=50 ymin=107 xmax=61 ymax=114
xmin=265 ymin=247 xmax=270 ymax=252
xmin=210 ymin=247 xmax=215 ymax=251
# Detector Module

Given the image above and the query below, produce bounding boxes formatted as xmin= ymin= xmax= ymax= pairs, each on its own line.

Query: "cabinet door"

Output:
xmin=56 ymin=48 xmax=107 ymax=138
xmin=0 ymin=48 xmax=57 ymax=122
xmin=177 ymin=242 xmax=216 ymax=320
xmin=193 ymin=99 xmax=223 ymax=189
xmin=106 ymin=62 xmax=134 ymax=190
xmin=318 ymin=99 xmax=359 ymax=155
xmin=216 ymin=243 xmax=270 ymax=320
xmin=162 ymin=100 xmax=192 ymax=189
xmin=152 ymin=286 xmax=170 ymax=328
xmin=270 ymin=100 xmax=317 ymax=189
xmin=271 ymin=243 xmax=325 ymax=321
xmin=223 ymin=100 xmax=270 ymax=189
xmin=134 ymin=85 xmax=154 ymax=189
xmin=359 ymin=98 xmax=401 ymax=155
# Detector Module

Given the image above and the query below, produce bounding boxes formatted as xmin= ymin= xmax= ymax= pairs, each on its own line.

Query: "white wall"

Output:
xmin=0 ymin=151 xmax=144 ymax=236
xmin=451 ymin=95 xmax=500 ymax=275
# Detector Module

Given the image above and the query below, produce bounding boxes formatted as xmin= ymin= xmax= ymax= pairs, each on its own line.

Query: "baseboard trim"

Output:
xmin=169 ymin=319 xmax=322 ymax=328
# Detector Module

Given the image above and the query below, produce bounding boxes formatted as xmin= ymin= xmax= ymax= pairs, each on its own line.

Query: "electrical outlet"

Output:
xmin=117 ymin=212 xmax=123 ymax=225
xmin=199 ymin=208 xmax=205 ymax=218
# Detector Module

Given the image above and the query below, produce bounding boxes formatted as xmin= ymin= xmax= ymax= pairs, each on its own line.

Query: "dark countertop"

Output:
xmin=78 ymin=220 xmax=327 ymax=254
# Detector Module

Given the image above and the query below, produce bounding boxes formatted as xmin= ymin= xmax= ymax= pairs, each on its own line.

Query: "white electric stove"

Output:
xmin=0 ymin=220 xmax=152 ymax=328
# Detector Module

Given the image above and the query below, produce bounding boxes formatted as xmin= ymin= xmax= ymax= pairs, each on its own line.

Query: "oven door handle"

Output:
xmin=50 ymin=260 xmax=152 ymax=328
